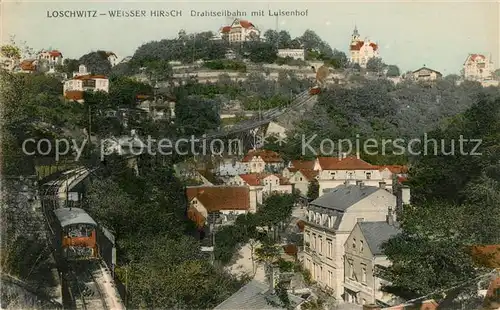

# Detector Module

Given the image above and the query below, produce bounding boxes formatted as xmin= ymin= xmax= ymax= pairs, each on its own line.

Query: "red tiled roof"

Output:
xmin=187 ymin=206 xmax=205 ymax=229
xmin=241 ymin=149 xmax=283 ymax=163
xmin=48 ymin=50 xmax=62 ymax=57
xmin=285 ymin=167 xmax=299 ymax=174
xmin=221 ymin=26 xmax=231 ymax=33
xmin=73 ymin=74 xmax=107 ymax=80
xmin=239 ymin=20 xmax=255 ymax=29
xmin=369 ymin=42 xmax=378 ymax=51
xmin=378 ymin=165 xmax=408 ymax=174
xmin=290 ymin=160 xmax=315 ymax=170
xmin=186 ymin=186 xmax=250 ymax=212
xmin=64 ymin=91 xmax=84 ymax=101
xmin=239 ymin=173 xmax=268 ymax=186
xmin=20 ymin=59 xmax=36 ymax=71
xmin=239 ymin=173 xmax=289 ymax=186
xmin=299 ymin=169 xmax=319 ymax=181
xmin=471 ymin=54 xmax=486 ymax=61
xmin=350 ymin=41 xmax=364 ymax=51
xmin=317 ymin=156 xmax=378 ymax=170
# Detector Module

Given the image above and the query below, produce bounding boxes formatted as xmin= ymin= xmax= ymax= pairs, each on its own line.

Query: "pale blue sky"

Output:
xmin=2 ymin=0 xmax=499 ymax=74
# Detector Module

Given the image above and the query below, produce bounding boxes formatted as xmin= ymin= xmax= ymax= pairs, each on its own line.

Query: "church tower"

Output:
xmin=351 ymin=25 xmax=360 ymax=42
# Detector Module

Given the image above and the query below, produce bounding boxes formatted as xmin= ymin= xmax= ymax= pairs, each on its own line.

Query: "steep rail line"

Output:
xmin=41 ymin=169 xmax=123 ymax=310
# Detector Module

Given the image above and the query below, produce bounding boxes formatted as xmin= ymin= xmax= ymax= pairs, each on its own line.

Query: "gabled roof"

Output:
xmin=317 ymin=156 xmax=378 ymax=170
xmin=241 ymin=149 xmax=283 ymax=163
xmin=378 ymin=165 xmax=408 ymax=174
xmin=358 ymin=221 xmax=401 ymax=256
xmin=290 ymin=160 xmax=315 ymax=170
xmin=296 ymin=169 xmax=319 ymax=181
xmin=186 ymin=186 xmax=250 ymax=212
xmin=464 ymin=53 xmax=487 ymax=65
xmin=310 ymin=184 xmax=380 ymax=211
xmin=239 ymin=173 xmax=268 ymax=186
xmin=412 ymin=66 xmax=442 ymax=75
xmin=20 ymin=59 xmax=37 ymax=71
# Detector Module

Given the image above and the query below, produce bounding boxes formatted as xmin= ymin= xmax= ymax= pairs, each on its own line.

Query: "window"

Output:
xmin=300 ymin=177 xmax=303 ymax=181
xmin=362 ymin=267 xmax=367 ymax=284
xmin=327 ymin=241 xmax=333 ymax=258
xmin=320 ymin=266 xmax=323 ymax=281
xmin=312 ymin=235 xmax=316 ymax=250
xmin=352 ymin=238 xmax=356 ymax=249
xmin=366 ymin=172 xmax=371 ymax=179
xmin=328 ymin=270 xmax=333 ymax=287
xmin=330 ymin=172 xmax=335 ymax=179
xmin=360 ymin=240 xmax=364 ymax=252
xmin=349 ymin=261 xmax=354 ymax=278
xmin=319 ymin=237 xmax=323 ymax=254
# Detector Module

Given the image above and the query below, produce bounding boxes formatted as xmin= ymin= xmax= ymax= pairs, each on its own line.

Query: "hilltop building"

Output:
xmin=411 ymin=66 xmax=442 ymax=82
xmin=37 ymin=50 xmax=63 ymax=72
xmin=349 ymin=26 xmax=379 ymax=68
xmin=63 ymin=64 xmax=109 ymax=102
xmin=217 ymin=19 xmax=260 ymax=43
xmin=463 ymin=53 xmax=494 ymax=81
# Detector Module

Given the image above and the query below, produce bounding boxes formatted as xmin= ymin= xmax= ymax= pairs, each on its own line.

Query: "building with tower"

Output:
xmin=349 ymin=26 xmax=379 ymax=68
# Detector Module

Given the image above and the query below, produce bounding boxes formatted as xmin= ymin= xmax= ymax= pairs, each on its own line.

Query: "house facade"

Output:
xmin=313 ymin=156 xmax=404 ymax=196
xmin=218 ymin=19 xmax=260 ymax=43
xmin=463 ymin=54 xmax=494 ymax=81
xmin=412 ymin=66 xmax=442 ymax=82
xmin=301 ymin=184 xmax=398 ymax=299
xmin=226 ymin=174 xmax=264 ymax=210
xmin=343 ymin=213 xmax=401 ymax=306
xmin=38 ymin=50 xmax=63 ymax=72
xmin=349 ymin=26 xmax=379 ymax=68
xmin=63 ymin=65 xmax=109 ymax=102
xmin=288 ymin=169 xmax=318 ymax=196
xmin=241 ymin=149 xmax=284 ymax=173
xmin=186 ymin=186 xmax=252 ymax=228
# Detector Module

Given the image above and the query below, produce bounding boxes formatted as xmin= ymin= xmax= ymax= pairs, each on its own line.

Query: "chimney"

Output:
xmin=363 ymin=305 xmax=381 ymax=310
xmin=386 ymin=207 xmax=394 ymax=226
xmin=269 ymin=265 xmax=280 ymax=294
xmin=379 ymin=181 xmax=386 ymax=189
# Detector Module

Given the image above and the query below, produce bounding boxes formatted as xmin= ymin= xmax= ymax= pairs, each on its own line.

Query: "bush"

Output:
xmin=203 ymin=60 xmax=246 ymax=72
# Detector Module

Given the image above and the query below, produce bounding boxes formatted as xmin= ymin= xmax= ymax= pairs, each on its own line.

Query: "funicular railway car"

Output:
xmin=51 ymin=208 xmax=99 ymax=260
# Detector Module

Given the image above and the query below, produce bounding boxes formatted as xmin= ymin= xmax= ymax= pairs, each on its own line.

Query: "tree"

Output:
xmin=327 ymin=49 xmax=348 ymax=69
xmin=0 ymin=44 xmax=21 ymax=59
xmin=144 ymin=59 xmax=173 ymax=82
xmin=378 ymin=201 xmax=481 ymax=299
xmin=243 ymin=41 xmax=277 ymax=63
xmin=255 ymin=239 xmax=281 ymax=266
xmin=493 ymin=69 xmax=500 ymax=80
xmin=263 ymin=30 xmax=279 ymax=47
xmin=175 ymin=95 xmax=221 ymax=136
xmin=307 ymin=179 xmax=319 ymax=199
xmin=386 ymin=65 xmax=400 ymax=77
xmin=79 ymin=51 xmax=112 ymax=75
xmin=277 ymin=31 xmax=292 ymax=49
xmin=366 ymin=57 xmax=385 ymax=73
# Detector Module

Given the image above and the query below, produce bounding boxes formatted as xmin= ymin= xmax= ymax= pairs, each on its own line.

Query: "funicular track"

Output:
xmin=41 ymin=168 xmax=122 ymax=310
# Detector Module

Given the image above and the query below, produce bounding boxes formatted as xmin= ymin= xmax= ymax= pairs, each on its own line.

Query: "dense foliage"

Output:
xmin=378 ymin=93 xmax=500 ymax=299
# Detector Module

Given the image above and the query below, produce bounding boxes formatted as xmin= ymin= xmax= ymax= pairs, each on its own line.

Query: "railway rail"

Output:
xmin=41 ymin=169 xmax=124 ymax=310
